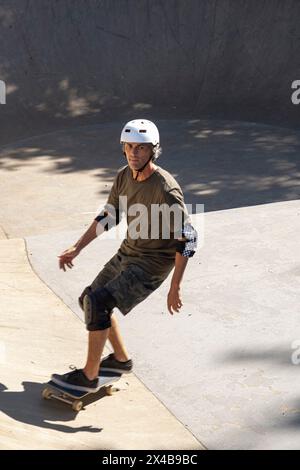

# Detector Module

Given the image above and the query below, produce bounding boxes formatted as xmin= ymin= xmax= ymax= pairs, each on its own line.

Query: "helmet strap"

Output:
xmin=133 ymin=155 xmax=153 ymax=180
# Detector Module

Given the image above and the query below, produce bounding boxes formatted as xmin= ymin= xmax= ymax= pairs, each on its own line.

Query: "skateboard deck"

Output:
xmin=42 ymin=371 xmax=122 ymax=411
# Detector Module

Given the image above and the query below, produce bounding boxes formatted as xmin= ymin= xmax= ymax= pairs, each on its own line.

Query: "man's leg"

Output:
xmin=83 ymin=329 xmax=110 ymax=380
xmin=50 ymin=326 xmax=111 ymax=390
xmin=82 ymin=254 xmax=131 ymax=365
xmin=51 ymin=279 xmax=123 ymax=391
xmin=83 ymin=314 xmax=130 ymax=379
xmin=108 ymin=312 xmax=130 ymax=362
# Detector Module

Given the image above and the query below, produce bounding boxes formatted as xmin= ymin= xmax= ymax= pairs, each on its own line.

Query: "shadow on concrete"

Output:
xmin=276 ymin=401 xmax=300 ymax=429
xmin=0 ymin=119 xmax=299 ymax=212
xmin=219 ymin=345 xmax=295 ymax=367
xmin=211 ymin=345 xmax=300 ymax=449
xmin=0 ymin=382 xmax=103 ymax=434
xmin=1 ymin=0 xmax=300 ymax=146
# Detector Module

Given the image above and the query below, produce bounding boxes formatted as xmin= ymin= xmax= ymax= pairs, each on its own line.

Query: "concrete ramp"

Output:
xmin=0 ymin=238 xmax=203 ymax=450
xmin=1 ymin=0 xmax=300 ymax=450
xmin=26 ymin=200 xmax=300 ymax=450
xmin=1 ymin=0 xmax=300 ymax=146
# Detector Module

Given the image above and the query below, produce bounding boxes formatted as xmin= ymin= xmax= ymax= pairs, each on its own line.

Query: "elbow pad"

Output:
xmin=95 ymin=209 xmax=120 ymax=231
xmin=175 ymin=223 xmax=198 ymax=257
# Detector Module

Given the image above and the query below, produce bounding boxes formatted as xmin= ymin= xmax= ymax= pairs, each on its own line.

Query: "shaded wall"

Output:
xmin=0 ymin=0 xmax=300 ymax=145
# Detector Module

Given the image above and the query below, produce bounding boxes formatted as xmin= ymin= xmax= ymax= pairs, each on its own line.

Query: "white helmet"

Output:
xmin=120 ymin=119 xmax=160 ymax=146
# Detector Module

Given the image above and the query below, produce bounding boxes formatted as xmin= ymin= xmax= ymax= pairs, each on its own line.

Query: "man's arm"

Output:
xmin=74 ymin=219 xmax=105 ymax=252
xmin=58 ymin=170 xmax=121 ymax=271
xmin=167 ymin=252 xmax=188 ymax=315
xmin=58 ymin=219 xmax=105 ymax=271
xmin=170 ymin=252 xmax=189 ymax=287
xmin=167 ymin=221 xmax=198 ymax=315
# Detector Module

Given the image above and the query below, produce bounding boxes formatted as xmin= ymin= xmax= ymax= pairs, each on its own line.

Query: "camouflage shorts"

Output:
xmin=90 ymin=252 xmax=168 ymax=315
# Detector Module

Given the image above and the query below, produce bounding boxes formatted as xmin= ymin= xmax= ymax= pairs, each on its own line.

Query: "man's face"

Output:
xmin=123 ymin=142 xmax=153 ymax=171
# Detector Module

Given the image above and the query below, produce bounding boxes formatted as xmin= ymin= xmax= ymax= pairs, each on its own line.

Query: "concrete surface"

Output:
xmin=0 ymin=120 xmax=299 ymax=238
xmin=25 ymin=200 xmax=300 ymax=450
xmin=0 ymin=0 xmax=299 ymax=450
xmin=1 ymin=0 xmax=300 ymax=147
xmin=0 ymin=117 xmax=299 ymax=449
xmin=0 ymin=238 xmax=204 ymax=450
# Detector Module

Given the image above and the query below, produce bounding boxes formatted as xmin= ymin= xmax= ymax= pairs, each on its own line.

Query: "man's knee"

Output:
xmin=78 ymin=286 xmax=92 ymax=310
xmin=81 ymin=287 xmax=116 ymax=331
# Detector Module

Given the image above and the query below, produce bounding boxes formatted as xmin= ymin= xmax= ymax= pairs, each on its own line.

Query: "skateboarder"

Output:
xmin=51 ymin=119 xmax=197 ymax=393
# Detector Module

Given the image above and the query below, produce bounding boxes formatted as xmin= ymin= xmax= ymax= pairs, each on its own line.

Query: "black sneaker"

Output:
xmin=51 ymin=368 xmax=99 ymax=393
xmin=100 ymin=353 xmax=133 ymax=375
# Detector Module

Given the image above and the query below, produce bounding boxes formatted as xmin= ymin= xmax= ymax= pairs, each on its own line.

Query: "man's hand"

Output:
xmin=58 ymin=246 xmax=80 ymax=271
xmin=167 ymin=283 xmax=183 ymax=315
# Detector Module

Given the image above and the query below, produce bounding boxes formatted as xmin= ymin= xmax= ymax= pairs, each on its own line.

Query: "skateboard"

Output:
xmin=42 ymin=371 xmax=122 ymax=411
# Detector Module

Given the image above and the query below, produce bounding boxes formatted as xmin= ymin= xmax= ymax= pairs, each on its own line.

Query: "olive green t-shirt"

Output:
xmin=103 ymin=165 xmax=190 ymax=277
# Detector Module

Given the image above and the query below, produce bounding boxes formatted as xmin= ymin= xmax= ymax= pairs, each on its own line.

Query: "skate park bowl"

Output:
xmin=0 ymin=0 xmax=300 ymax=450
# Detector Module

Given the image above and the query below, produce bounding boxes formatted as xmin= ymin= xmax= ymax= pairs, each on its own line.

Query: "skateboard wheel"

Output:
xmin=72 ymin=400 xmax=83 ymax=412
xmin=106 ymin=385 xmax=114 ymax=396
xmin=106 ymin=385 xmax=120 ymax=396
xmin=42 ymin=388 xmax=52 ymax=400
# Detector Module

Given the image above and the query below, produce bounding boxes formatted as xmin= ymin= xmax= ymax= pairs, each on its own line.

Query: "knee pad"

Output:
xmin=83 ymin=287 xmax=116 ymax=331
xmin=78 ymin=286 xmax=92 ymax=310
